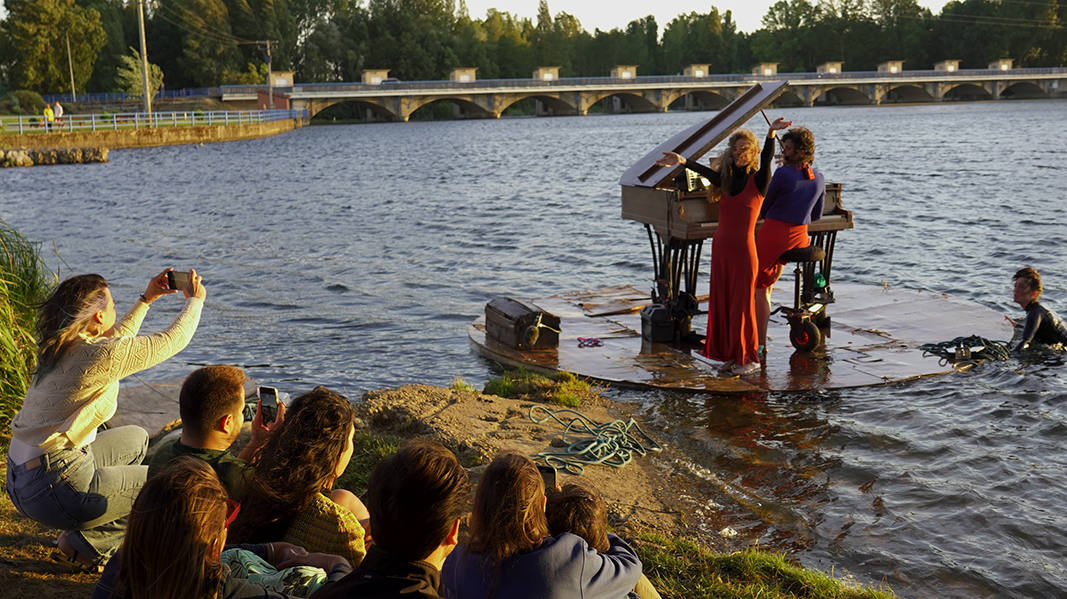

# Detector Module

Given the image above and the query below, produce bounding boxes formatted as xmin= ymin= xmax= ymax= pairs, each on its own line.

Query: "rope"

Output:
xmin=918 ymin=335 xmax=1011 ymax=368
xmin=528 ymin=405 xmax=663 ymax=475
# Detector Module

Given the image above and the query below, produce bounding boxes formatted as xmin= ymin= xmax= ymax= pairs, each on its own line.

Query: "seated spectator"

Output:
xmin=92 ymin=457 xmax=351 ymax=599
xmin=312 ymin=439 xmax=471 ymax=599
xmin=148 ymin=365 xmax=284 ymax=501
xmin=229 ymin=386 xmax=370 ymax=568
xmin=546 ymin=483 xmax=661 ymax=599
xmin=441 ymin=453 xmax=642 ymax=599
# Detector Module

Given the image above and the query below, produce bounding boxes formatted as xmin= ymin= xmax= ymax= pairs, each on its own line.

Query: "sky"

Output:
xmin=464 ymin=0 xmax=951 ymax=35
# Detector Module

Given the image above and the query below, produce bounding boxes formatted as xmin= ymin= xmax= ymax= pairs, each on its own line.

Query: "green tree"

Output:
xmin=115 ymin=46 xmax=164 ymax=98
xmin=1 ymin=0 xmax=107 ymax=93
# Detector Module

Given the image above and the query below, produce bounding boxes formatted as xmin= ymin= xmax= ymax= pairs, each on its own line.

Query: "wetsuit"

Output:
xmin=1016 ymin=301 xmax=1067 ymax=351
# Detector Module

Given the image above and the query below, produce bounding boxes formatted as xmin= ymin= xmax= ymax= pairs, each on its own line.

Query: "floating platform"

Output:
xmin=469 ymin=282 xmax=1014 ymax=393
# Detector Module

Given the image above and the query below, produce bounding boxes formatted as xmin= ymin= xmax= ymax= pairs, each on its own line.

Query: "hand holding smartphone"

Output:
xmin=538 ymin=464 xmax=558 ymax=492
xmin=259 ymin=386 xmax=278 ymax=424
xmin=166 ymin=270 xmax=192 ymax=290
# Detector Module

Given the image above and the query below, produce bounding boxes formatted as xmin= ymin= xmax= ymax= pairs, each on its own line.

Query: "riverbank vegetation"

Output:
xmin=1 ymin=0 xmax=1063 ymax=97
xmin=0 ymin=222 xmax=53 ymax=438
xmin=483 ymin=367 xmax=601 ymax=408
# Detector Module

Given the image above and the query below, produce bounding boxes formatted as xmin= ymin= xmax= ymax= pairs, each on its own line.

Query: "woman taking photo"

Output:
xmin=228 ymin=386 xmax=370 ymax=568
xmin=92 ymin=457 xmax=351 ymax=599
xmin=441 ymin=453 xmax=642 ymax=599
xmin=6 ymin=268 xmax=205 ymax=570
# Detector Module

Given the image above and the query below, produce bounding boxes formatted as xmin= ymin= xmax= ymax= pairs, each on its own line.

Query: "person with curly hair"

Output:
xmin=754 ymin=126 xmax=826 ymax=364
xmin=7 ymin=269 xmax=204 ymax=571
xmin=92 ymin=457 xmax=352 ymax=599
xmin=657 ymin=117 xmax=792 ymax=375
xmin=441 ymin=453 xmax=642 ymax=599
xmin=228 ymin=386 xmax=370 ymax=568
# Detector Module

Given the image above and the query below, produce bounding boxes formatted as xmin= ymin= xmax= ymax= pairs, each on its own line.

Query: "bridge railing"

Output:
xmin=216 ymin=66 xmax=1067 ymax=95
xmin=1 ymin=108 xmax=306 ymax=135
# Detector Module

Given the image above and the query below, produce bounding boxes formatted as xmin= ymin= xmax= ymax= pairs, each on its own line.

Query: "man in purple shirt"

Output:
xmin=754 ymin=127 xmax=825 ymax=363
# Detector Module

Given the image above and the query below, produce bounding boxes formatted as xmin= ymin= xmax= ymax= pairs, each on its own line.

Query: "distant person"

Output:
xmin=1011 ymin=267 xmax=1067 ymax=352
xmin=754 ymin=126 xmax=826 ymax=364
xmin=148 ymin=364 xmax=285 ymax=501
xmin=6 ymin=269 xmax=204 ymax=571
xmin=42 ymin=103 xmax=54 ymax=131
xmin=441 ymin=453 xmax=642 ymax=599
xmin=92 ymin=457 xmax=352 ymax=599
xmin=229 ymin=386 xmax=370 ymax=568
xmin=656 ymin=117 xmax=792 ymax=375
xmin=53 ymin=101 xmax=64 ymax=126
xmin=312 ymin=440 xmax=471 ymax=599
xmin=546 ymin=482 xmax=661 ymax=599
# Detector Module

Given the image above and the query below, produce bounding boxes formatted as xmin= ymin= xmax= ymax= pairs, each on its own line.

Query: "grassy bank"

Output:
xmin=0 ymin=221 xmax=54 ymax=437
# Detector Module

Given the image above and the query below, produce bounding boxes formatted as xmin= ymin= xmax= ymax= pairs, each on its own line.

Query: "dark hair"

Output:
xmin=119 ymin=457 xmax=227 ymax=599
xmin=228 ymin=386 xmax=356 ymax=543
xmin=34 ymin=274 xmax=109 ymax=378
xmin=366 ymin=439 xmax=471 ymax=561
xmin=781 ymin=126 xmax=815 ymax=166
xmin=545 ymin=483 xmax=609 ymax=552
xmin=179 ymin=365 xmax=246 ymax=439
xmin=1013 ymin=267 xmax=1043 ymax=299
xmin=467 ymin=453 xmax=549 ymax=566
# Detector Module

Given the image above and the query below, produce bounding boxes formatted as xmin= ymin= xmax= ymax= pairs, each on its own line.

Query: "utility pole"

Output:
xmin=65 ymin=33 xmax=77 ymax=102
xmin=265 ymin=41 xmax=274 ymax=109
xmin=137 ymin=0 xmax=152 ymax=115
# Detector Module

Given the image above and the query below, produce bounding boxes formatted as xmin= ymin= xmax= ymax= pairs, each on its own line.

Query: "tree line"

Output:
xmin=0 ymin=0 xmax=1064 ymax=96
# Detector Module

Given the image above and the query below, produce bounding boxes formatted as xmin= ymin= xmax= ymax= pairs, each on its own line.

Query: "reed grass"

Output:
xmin=0 ymin=222 xmax=55 ymax=438
xmin=634 ymin=533 xmax=897 ymax=599
xmin=483 ymin=367 xmax=601 ymax=408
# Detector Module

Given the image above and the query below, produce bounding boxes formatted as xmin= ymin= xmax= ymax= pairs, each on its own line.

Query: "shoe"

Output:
xmin=53 ymin=532 xmax=104 ymax=573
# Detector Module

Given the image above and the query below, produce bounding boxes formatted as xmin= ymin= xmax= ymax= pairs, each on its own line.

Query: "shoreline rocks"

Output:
xmin=1 ymin=147 xmax=109 ymax=167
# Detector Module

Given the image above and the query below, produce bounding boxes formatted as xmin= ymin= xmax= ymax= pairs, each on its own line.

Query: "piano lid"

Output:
xmin=619 ymin=80 xmax=789 ymax=189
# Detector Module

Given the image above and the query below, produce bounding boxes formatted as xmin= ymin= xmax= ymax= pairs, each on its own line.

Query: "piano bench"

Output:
xmin=779 ymin=245 xmax=826 ymax=263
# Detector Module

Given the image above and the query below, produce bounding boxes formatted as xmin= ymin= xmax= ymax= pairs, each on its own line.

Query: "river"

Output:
xmin=3 ymin=99 xmax=1066 ymax=597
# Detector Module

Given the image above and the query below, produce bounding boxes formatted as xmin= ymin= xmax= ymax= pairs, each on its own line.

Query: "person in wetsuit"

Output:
xmin=1011 ymin=267 xmax=1067 ymax=352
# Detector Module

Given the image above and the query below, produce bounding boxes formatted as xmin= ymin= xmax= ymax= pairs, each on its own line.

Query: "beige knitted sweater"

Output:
xmin=9 ymin=297 xmax=203 ymax=463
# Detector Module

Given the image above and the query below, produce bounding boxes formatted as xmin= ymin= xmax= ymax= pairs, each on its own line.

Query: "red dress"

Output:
xmin=705 ymin=175 xmax=763 ymax=365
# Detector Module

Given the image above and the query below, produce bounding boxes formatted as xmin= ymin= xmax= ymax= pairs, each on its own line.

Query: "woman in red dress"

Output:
xmin=657 ymin=118 xmax=791 ymax=374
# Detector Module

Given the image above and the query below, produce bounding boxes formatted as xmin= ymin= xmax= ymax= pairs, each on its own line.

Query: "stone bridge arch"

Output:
xmin=882 ymin=84 xmax=936 ymax=103
xmin=669 ymin=90 xmax=734 ymax=111
xmin=941 ymin=83 xmax=995 ymax=101
xmin=406 ymin=96 xmax=497 ymax=120
xmin=300 ymin=98 xmax=401 ymax=121
xmin=1000 ymin=81 xmax=1047 ymax=99
xmin=812 ymin=85 xmax=873 ymax=105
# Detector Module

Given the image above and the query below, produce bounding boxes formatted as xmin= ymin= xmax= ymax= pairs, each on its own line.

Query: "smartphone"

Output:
xmin=537 ymin=464 xmax=557 ymax=491
xmin=166 ymin=270 xmax=192 ymax=290
xmin=259 ymin=386 xmax=278 ymax=424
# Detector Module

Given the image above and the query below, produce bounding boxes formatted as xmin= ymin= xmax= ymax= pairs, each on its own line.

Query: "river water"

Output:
xmin=3 ymin=100 xmax=1066 ymax=597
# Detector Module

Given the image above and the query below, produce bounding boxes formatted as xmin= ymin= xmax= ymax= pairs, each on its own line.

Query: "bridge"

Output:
xmin=220 ymin=67 xmax=1067 ymax=122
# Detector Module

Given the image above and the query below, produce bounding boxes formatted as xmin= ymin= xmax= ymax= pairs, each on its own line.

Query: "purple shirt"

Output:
xmin=761 ymin=165 xmax=826 ymax=225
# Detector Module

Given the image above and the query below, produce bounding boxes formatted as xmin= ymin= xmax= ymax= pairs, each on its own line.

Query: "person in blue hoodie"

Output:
xmin=441 ymin=453 xmax=642 ymax=599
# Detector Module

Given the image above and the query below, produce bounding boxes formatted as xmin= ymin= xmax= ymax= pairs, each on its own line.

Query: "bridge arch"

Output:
xmin=813 ymin=86 xmax=873 ymax=105
xmin=408 ymin=96 xmax=497 ymax=120
xmin=495 ymin=93 xmax=578 ymax=116
xmin=668 ymin=90 xmax=733 ymax=111
xmin=309 ymin=99 xmax=400 ymax=122
xmin=581 ymin=90 xmax=660 ymax=114
xmin=1000 ymin=81 xmax=1047 ymax=99
xmin=882 ymin=84 xmax=935 ymax=103
xmin=942 ymin=83 xmax=994 ymax=101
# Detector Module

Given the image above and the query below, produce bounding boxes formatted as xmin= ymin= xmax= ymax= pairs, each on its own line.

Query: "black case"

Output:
xmin=485 ymin=297 xmax=561 ymax=349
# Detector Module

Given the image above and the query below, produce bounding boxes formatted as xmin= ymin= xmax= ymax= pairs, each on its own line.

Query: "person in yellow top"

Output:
xmin=6 ymin=268 xmax=206 ymax=571
xmin=43 ymin=103 xmax=55 ymax=131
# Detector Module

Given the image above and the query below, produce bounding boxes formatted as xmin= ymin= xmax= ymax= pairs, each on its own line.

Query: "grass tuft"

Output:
xmin=482 ymin=367 xmax=601 ymax=408
xmin=0 ymin=222 xmax=55 ymax=438
xmin=633 ymin=533 xmax=897 ymax=599
xmin=449 ymin=376 xmax=477 ymax=393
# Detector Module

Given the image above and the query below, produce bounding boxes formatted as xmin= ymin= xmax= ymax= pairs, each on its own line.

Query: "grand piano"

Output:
xmin=620 ymin=80 xmax=854 ymax=344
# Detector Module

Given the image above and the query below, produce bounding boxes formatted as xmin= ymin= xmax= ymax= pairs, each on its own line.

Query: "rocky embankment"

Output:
xmin=1 ymin=147 xmax=108 ymax=167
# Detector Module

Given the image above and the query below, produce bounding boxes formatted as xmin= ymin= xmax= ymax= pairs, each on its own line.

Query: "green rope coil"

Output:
xmin=919 ymin=335 xmax=1011 ymax=368
xmin=528 ymin=405 xmax=663 ymax=475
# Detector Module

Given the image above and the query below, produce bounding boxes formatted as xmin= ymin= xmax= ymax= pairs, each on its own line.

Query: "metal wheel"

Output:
xmin=790 ymin=319 xmax=822 ymax=352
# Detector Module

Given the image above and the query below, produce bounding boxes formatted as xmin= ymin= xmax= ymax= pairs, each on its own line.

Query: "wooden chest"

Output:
xmin=485 ymin=297 xmax=561 ymax=350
